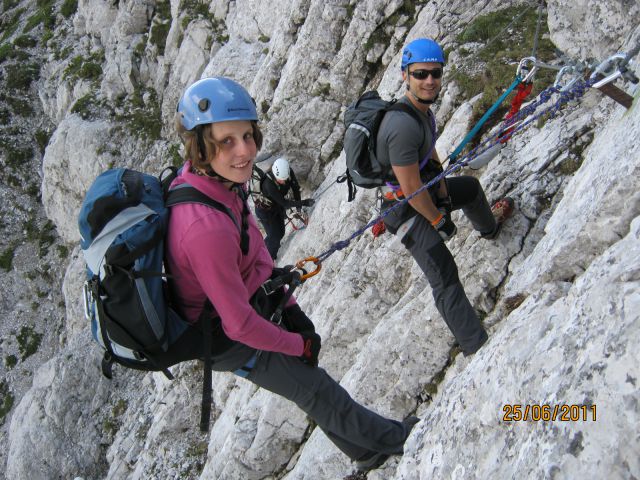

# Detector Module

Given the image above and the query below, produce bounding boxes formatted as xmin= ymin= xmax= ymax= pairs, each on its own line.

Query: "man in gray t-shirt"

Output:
xmin=376 ymin=38 xmax=515 ymax=356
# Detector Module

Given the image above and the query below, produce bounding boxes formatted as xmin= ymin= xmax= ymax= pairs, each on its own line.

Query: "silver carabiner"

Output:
xmin=83 ymin=281 xmax=95 ymax=320
xmin=590 ymin=53 xmax=628 ymax=88
xmin=554 ymin=65 xmax=582 ymax=91
xmin=516 ymin=57 xmax=538 ymax=83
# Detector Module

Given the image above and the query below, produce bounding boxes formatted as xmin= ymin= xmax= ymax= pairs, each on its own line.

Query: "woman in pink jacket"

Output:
xmin=166 ymin=77 xmax=417 ymax=472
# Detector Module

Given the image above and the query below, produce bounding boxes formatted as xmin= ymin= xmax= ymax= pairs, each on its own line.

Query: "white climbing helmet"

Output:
xmin=272 ymin=157 xmax=290 ymax=181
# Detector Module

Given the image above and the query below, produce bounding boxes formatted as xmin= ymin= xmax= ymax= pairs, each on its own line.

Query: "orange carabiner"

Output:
xmin=295 ymin=256 xmax=322 ymax=281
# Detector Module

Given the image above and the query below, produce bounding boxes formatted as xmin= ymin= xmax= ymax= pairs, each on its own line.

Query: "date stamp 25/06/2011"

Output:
xmin=502 ymin=404 xmax=597 ymax=422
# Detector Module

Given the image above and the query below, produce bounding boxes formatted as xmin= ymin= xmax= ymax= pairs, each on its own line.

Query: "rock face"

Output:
xmin=2 ymin=0 xmax=639 ymax=479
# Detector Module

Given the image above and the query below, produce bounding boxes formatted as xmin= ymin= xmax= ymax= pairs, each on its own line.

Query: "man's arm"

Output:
xmin=289 ymin=169 xmax=302 ymax=202
xmin=391 ymin=162 xmax=441 ymax=223
xmin=432 ymin=150 xmax=448 ymax=199
xmin=262 ymin=177 xmax=304 ymax=209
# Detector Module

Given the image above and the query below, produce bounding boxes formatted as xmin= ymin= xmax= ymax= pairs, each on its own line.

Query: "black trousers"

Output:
xmin=255 ymin=205 xmax=286 ymax=260
xmin=385 ymin=176 xmax=494 ymax=354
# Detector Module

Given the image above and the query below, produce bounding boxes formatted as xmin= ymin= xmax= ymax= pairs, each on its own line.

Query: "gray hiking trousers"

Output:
xmin=386 ymin=176 xmax=493 ymax=355
xmin=211 ymin=343 xmax=409 ymax=461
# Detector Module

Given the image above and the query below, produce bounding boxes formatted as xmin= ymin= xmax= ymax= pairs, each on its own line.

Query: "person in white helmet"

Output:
xmin=253 ymin=157 xmax=315 ymax=260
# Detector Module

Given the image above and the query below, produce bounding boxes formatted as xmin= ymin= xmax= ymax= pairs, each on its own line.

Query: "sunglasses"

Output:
xmin=409 ymin=68 xmax=443 ymax=80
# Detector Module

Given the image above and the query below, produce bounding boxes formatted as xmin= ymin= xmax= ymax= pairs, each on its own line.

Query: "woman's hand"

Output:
xmin=299 ymin=331 xmax=321 ymax=367
xmin=283 ymin=304 xmax=315 ymax=333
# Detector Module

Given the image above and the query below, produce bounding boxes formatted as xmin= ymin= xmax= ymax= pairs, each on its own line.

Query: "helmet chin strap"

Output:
xmin=196 ymin=125 xmax=236 ymax=184
xmin=406 ymin=82 xmax=439 ymax=105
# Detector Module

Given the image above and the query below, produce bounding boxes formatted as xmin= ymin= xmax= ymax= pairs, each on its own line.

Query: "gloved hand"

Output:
xmin=301 ymin=198 xmax=315 ymax=207
xmin=435 ymin=196 xmax=452 ymax=216
xmin=371 ymin=219 xmax=386 ymax=238
xmin=299 ymin=331 xmax=321 ymax=367
xmin=283 ymin=304 xmax=315 ymax=333
xmin=432 ymin=213 xmax=457 ymax=241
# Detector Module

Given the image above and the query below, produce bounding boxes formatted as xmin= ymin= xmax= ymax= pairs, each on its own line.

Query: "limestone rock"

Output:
xmin=41 ymin=116 xmax=114 ymax=243
xmin=4 ymin=1 xmax=640 ymax=479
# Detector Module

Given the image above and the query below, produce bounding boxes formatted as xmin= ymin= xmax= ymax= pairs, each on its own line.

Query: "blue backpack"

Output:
xmin=78 ymin=167 xmax=245 ymax=431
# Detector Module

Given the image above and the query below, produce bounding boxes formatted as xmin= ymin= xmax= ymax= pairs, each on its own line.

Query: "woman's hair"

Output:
xmin=175 ymin=117 xmax=263 ymax=171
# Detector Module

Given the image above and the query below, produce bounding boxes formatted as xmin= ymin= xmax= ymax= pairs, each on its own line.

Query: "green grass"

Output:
xmin=24 ymin=1 xmax=55 ymax=32
xmin=16 ymin=325 xmax=43 ymax=359
xmin=6 ymin=95 xmax=34 ymax=116
xmin=41 ymin=27 xmax=53 ymax=44
xmin=182 ymin=0 xmax=211 ymax=18
xmin=168 ymin=143 xmax=183 ymax=167
xmin=452 ymin=5 xmax=558 ymax=141
xmin=37 ymin=219 xmax=56 ymax=257
xmin=4 ymin=354 xmax=17 ymax=369
xmin=60 ymin=0 xmax=77 ymax=18
xmin=0 ymin=139 xmax=34 ymax=174
xmin=115 ymin=88 xmax=162 ymax=141
xmin=13 ymin=34 xmax=36 ymax=48
xmin=186 ymin=441 xmax=208 ymax=457
xmin=112 ymin=399 xmax=127 ymax=417
xmin=56 ymin=244 xmax=69 ymax=258
xmin=34 ymin=128 xmax=51 ymax=153
xmin=0 ymin=43 xmax=13 ymax=62
xmin=0 ymin=381 xmax=14 ymax=426
xmin=63 ymin=51 xmax=104 ymax=81
xmin=71 ymin=92 xmax=101 ymax=120
xmin=5 ymin=62 xmax=41 ymax=90
xmin=0 ymin=7 xmax=25 ymax=42
xmin=2 ymin=0 xmax=20 ymax=12
xmin=150 ymin=19 xmax=170 ymax=55
xmin=0 ymin=243 xmax=16 ymax=270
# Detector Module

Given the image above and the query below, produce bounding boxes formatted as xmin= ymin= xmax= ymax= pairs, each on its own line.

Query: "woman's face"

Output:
xmin=209 ymin=120 xmax=257 ymax=183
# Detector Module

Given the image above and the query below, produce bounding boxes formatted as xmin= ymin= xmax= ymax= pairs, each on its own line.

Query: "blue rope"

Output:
xmin=311 ymin=76 xmax=597 ymax=265
xmin=449 ymin=75 xmax=523 ymax=162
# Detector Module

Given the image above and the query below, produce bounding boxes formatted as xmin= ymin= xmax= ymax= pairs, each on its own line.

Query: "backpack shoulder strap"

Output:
xmin=386 ymin=102 xmax=437 ymax=170
xmin=386 ymin=102 xmax=433 ymax=133
xmin=253 ymin=164 xmax=265 ymax=179
xmin=166 ymin=184 xmax=240 ymax=230
xmin=249 ymin=165 xmax=271 ymax=198
xmin=166 ymin=185 xmax=249 ymax=255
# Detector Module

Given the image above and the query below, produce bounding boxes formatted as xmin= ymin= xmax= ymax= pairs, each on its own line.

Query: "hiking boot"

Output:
xmin=355 ymin=416 xmax=420 ymax=472
xmin=480 ymin=197 xmax=515 ymax=240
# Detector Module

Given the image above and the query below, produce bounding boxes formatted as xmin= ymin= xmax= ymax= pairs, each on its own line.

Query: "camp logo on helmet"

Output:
xmin=228 ymin=107 xmax=251 ymax=112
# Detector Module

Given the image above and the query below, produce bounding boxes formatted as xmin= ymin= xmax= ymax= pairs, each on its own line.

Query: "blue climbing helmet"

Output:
xmin=178 ymin=77 xmax=258 ymax=130
xmin=401 ymin=38 xmax=445 ymax=70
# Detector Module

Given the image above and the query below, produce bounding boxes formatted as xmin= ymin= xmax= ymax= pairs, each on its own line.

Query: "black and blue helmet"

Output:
xmin=178 ymin=77 xmax=258 ymax=130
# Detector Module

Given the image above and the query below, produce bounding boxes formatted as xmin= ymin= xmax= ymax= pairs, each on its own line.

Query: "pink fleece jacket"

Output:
xmin=165 ymin=162 xmax=303 ymax=356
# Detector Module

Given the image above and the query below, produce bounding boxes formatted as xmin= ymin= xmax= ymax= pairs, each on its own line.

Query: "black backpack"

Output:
xmin=78 ymin=166 xmax=246 ymax=431
xmin=340 ymin=91 xmax=424 ymax=201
